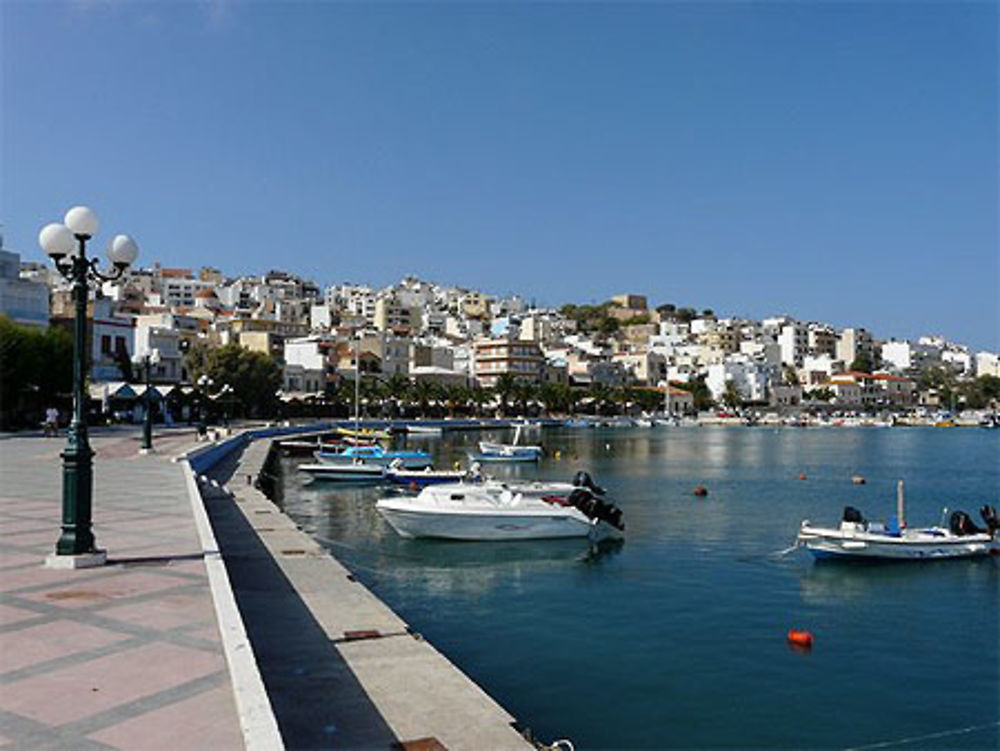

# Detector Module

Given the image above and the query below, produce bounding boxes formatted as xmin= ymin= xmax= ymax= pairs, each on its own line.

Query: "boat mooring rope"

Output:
xmin=771 ymin=540 xmax=801 ymax=557
xmin=843 ymin=719 xmax=999 ymax=750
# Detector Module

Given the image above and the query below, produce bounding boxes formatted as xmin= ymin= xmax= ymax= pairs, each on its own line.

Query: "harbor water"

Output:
xmin=276 ymin=426 xmax=999 ymax=750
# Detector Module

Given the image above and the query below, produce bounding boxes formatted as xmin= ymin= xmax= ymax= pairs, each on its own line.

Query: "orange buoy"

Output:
xmin=693 ymin=485 xmax=708 ymax=497
xmin=798 ymin=473 xmax=808 ymax=481
xmin=787 ymin=629 xmax=814 ymax=649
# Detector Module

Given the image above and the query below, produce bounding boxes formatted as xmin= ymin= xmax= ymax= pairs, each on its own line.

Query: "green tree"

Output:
xmin=674 ymin=376 xmax=713 ymax=411
xmin=722 ymin=381 xmax=744 ymax=410
xmin=849 ymin=352 xmax=874 ymax=373
xmin=384 ymin=374 xmax=411 ymax=417
xmin=0 ymin=316 xmax=74 ymax=429
xmin=782 ymin=364 xmax=799 ymax=386
xmin=494 ymin=373 xmax=517 ymax=416
xmin=185 ymin=342 xmax=281 ymax=419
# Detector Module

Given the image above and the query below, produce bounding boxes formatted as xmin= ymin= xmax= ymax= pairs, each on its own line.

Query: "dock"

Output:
xmin=0 ymin=426 xmax=534 ymax=750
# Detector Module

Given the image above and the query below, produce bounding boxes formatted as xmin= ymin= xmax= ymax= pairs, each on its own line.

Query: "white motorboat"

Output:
xmin=797 ymin=482 xmax=998 ymax=560
xmin=376 ymin=472 xmax=623 ymax=541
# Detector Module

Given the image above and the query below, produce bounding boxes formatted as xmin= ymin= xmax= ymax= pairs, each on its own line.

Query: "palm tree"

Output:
xmin=510 ymin=379 xmax=537 ymax=417
xmin=469 ymin=385 xmax=492 ymax=417
xmin=494 ymin=373 xmax=517 ymax=417
xmin=384 ymin=374 xmax=411 ymax=418
xmin=443 ymin=384 xmax=472 ymax=417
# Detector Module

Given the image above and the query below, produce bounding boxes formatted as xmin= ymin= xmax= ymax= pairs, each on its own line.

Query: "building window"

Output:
xmin=101 ymin=335 xmax=112 ymax=355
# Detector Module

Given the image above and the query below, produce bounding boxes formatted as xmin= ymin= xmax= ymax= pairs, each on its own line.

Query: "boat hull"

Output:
xmin=798 ymin=526 xmax=995 ymax=560
xmin=298 ymin=463 xmax=385 ymax=482
xmin=376 ymin=504 xmax=620 ymax=541
xmin=386 ymin=470 xmax=469 ymax=487
xmin=314 ymin=450 xmax=431 ymax=469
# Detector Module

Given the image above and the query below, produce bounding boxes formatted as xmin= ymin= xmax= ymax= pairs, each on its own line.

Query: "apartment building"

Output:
xmin=473 ymin=338 xmax=544 ymax=387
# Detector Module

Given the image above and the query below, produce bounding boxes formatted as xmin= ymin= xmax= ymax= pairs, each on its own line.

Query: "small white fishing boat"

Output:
xmin=406 ymin=424 xmax=444 ymax=436
xmin=376 ymin=472 xmax=623 ymax=541
xmin=797 ymin=481 xmax=998 ymax=560
xmin=298 ymin=461 xmax=386 ymax=482
xmin=476 ymin=425 xmax=543 ymax=462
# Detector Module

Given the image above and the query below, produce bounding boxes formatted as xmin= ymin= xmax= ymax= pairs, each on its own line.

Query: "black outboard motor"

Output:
xmin=572 ymin=471 xmax=606 ymax=497
xmin=979 ymin=505 xmax=999 ymax=536
xmin=567 ymin=487 xmax=625 ymax=532
xmin=949 ymin=510 xmax=984 ymax=537
xmin=842 ymin=506 xmax=865 ymax=524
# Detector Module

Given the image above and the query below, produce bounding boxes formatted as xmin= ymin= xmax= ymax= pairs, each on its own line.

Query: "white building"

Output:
xmin=134 ymin=324 xmax=183 ymax=383
xmin=778 ymin=323 xmax=808 ymax=366
xmin=880 ymin=340 xmax=942 ymax=374
xmin=706 ymin=355 xmax=772 ymax=403
xmin=0 ymin=248 xmax=49 ymax=327
xmin=836 ymin=328 xmax=876 ymax=367
xmin=976 ymin=352 xmax=1000 ymax=378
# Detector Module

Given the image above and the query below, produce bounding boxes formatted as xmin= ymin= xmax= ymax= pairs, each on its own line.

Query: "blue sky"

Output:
xmin=3 ymin=1 xmax=997 ymax=351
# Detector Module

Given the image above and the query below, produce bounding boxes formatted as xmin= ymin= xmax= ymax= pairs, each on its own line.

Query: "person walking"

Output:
xmin=43 ymin=406 xmax=59 ymax=437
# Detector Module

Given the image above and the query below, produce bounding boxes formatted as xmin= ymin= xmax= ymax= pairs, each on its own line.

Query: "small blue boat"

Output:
xmin=314 ymin=445 xmax=432 ymax=469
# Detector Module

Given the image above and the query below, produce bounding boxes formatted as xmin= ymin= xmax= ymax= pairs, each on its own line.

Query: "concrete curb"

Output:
xmin=181 ymin=458 xmax=285 ymax=751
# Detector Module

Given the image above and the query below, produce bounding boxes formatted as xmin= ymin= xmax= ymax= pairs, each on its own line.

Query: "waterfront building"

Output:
xmin=800 ymin=354 xmax=843 ymax=385
xmin=0 ymin=246 xmax=50 ymax=327
xmin=824 ymin=371 xmax=916 ymax=408
xmin=613 ymin=350 xmax=667 ymax=386
xmin=281 ymin=363 xmax=325 ymax=395
xmin=473 ymin=338 xmax=544 ymax=387
xmin=706 ymin=355 xmax=772 ymax=403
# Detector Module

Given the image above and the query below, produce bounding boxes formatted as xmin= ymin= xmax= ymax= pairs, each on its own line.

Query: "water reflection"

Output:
xmin=274 ymin=426 xmax=999 ymax=750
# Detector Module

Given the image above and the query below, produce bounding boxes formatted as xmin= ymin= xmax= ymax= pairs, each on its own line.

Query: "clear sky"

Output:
xmin=3 ymin=1 xmax=997 ymax=351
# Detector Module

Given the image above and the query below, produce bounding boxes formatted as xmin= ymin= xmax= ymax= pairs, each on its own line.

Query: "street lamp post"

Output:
xmin=197 ymin=374 xmax=212 ymax=440
xmin=39 ymin=207 xmax=139 ymax=568
xmin=132 ymin=348 xmax=161 ymax=452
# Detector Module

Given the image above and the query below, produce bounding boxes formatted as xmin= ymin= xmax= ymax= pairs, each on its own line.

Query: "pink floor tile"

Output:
xmin=0 ymin=619 xmax=130 ymax=674
xmin=0 ymin=643 xmax=226 ymax=725
xmin=21 ymin=570 xmax=192 ymax=609
xmin=0 ymin=602 xmax=40 ymax=626
xmin=101 ymin=590 xmax=217 ymax=632
xmin=88 ymin=682 xmax=243 ymax=751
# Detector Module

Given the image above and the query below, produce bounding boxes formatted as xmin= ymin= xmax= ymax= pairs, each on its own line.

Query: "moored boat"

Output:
xmin=376 ymin=472 xmax=623 ymax=541
xmin=314 ymin=444 xmax=432 ymax=469
xmin=797 ymin=481 xmax=998 ymax=560
xmin=298 ymin=461 xmax=386 ymax=482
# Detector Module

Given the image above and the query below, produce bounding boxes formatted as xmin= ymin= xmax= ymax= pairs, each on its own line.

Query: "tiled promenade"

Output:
xmin=0 ymin=429 xmax=244 ymax=751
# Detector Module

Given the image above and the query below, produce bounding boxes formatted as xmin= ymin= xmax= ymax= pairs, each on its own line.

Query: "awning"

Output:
xmin=89 ymin=382 xmax=138 ymax=400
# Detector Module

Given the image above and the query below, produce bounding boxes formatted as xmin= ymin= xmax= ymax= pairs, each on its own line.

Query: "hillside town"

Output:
xmin=2 ymin=239 xmax=998 ymax=427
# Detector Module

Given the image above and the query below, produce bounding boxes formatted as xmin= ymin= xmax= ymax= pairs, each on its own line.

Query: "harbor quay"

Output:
xmin=0 ymin=425 xmax=534 ymax=751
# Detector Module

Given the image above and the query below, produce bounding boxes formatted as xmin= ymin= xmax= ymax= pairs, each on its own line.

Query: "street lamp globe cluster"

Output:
xmin=39 ymin=206 xmax=139 ymax=567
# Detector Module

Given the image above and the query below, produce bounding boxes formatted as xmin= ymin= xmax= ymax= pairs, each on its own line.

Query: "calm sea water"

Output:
xmin=276 ymin=427 xmax=999 ymax=750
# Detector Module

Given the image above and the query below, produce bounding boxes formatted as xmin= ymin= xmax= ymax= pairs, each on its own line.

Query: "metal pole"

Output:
xmin=354 ymin=336 xmax=360 ymax=434
xmin=56 ymin=236 xmax=96 ymax=555
xmin=140 ymin=355 xmax=153 ymax=450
